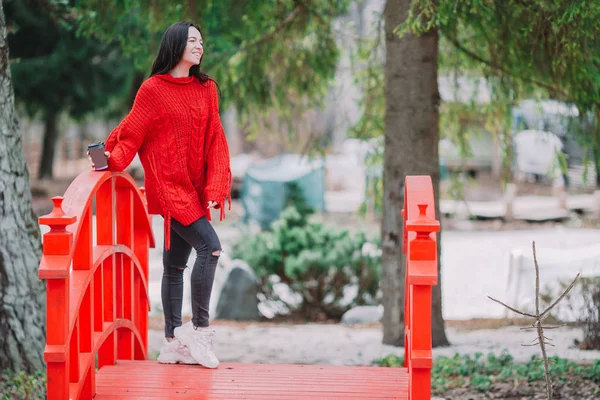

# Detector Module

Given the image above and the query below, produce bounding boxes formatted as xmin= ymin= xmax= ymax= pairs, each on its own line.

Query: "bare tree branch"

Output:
xmin=521 ymin=324 xmax=567 ymax=330
xmin=487 ymin=296 xmax=536 ymax=318
xmin=534 ymin=241 xmax=541 ymax=315
xmin=540 ymin=273 xmax=581 ymax=320
xmin=537 ymin=321 xmax=552 ymax=399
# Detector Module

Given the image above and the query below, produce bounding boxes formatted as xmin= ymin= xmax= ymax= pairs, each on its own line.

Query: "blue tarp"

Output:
xmin=241 ymin=154 xmax=326 ymax=229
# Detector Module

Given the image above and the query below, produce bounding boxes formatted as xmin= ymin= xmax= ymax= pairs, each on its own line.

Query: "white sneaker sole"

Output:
xmin=174 ymin=327 xmax=219 ymax=369
xmin=157 ymin=353 xmax=197 ymax=365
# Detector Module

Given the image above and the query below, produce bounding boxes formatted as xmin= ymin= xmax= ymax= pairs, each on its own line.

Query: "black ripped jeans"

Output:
xmin=161 ymin=216 xmax=221 ymax=338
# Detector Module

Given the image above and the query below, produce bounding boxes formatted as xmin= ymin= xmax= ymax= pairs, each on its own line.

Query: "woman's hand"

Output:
xmin=207 ymin=200 xmax=218 ymax=209
xmin=87 ymin=151 xmax=111 ymax=170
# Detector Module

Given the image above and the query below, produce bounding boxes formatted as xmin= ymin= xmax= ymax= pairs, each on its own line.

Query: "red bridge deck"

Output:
xmin=95 ymin=361 xmax=409 ymax=399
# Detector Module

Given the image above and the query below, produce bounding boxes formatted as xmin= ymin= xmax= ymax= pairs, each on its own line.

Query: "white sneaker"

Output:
xmin=174 ymin=321 xmax=219 ymax=368
xmin=157 ymin=338 xmax=197 ymax=364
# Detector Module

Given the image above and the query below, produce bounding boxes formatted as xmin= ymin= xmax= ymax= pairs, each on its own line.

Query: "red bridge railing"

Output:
xmin=403 ymin=175 xmax=439 ymax=400
xmin=37 ymin=171 xmax=155 ymax=400
xmin=36 ymin=172 xmax=436 ymax=399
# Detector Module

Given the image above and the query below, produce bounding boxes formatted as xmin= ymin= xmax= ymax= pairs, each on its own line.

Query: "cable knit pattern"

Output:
xmin=104 ymin=74 xmax=231 ymax=248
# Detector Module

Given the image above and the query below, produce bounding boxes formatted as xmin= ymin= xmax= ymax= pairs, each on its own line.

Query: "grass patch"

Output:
xmin=375 ymin=351 xmax=600 ymax=395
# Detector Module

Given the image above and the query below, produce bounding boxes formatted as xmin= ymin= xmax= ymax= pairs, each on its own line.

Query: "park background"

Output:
xmin=1 ymin=0 xmax=600 ymax=398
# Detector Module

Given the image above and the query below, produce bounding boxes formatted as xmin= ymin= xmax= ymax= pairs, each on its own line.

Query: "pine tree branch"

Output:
xmin=443 ymin=32 xmax=571 ymax=100
xmin=214 ymin=6 xmax=304 ymax=65
xmin=25 ymin=0 xmax=77 ymax=25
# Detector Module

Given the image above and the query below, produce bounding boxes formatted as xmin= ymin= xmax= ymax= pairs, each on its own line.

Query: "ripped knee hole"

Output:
xmin=212 ymin=250 xmax=222 ymax=256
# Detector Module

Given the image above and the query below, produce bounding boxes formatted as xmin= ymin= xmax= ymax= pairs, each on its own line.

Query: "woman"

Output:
xmin=93 ymin=21 xmax=231 ymax=369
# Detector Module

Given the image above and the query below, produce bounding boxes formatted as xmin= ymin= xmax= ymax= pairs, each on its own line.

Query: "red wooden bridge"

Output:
xmin=38 ymin=171 xmax=440 ymax=399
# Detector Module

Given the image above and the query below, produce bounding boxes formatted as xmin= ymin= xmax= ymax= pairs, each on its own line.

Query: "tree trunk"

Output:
xmin=595 ymin=114 xmax=600 ymax=188
xmin=187 ymin=0 xmax=197 ymax=17
xmin=0 ymin=3 xmax=46 ymax=373
xmin=78 ymin=122 xmax=90 ymax=159
xmin=38 ymin=112 xmax=58 ymax=180
xmin=381 ymin=0 xmax=449 ymax=347
xmin=127 ymin=71 xmax=145 ymax=109
xmin=594 ymin=147 xmax=600 ymax=187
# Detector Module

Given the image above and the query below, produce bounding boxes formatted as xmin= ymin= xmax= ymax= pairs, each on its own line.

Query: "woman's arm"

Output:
xmin=105 ymin=83 xmax=155 ymax=171
xmin=204 ymin=80 xmax=232 ymax=219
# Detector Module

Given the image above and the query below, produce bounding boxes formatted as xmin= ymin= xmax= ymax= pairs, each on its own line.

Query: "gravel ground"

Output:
xmin=147 ymin=321 xmax=600 ymax=366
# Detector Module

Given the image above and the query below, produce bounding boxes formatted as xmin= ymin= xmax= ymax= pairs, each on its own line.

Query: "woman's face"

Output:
xmin=182 ymin=26 xmax=203 ymax=65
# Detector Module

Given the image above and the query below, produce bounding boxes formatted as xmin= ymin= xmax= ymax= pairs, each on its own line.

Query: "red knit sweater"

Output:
xmin=104 ymin=73 xmax=231 ymax=248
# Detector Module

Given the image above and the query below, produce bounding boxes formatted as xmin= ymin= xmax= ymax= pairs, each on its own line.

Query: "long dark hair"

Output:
xmin=150 ymin=21 xmax=210 ymax=84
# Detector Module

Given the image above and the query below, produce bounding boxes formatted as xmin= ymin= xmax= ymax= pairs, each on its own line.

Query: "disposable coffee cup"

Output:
xmin=88 ymin=142 xmax=108 ymax=171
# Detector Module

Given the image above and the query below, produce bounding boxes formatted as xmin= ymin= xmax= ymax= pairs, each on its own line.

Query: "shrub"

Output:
xmin=0 ymin=370 xmax=45 ymax=400
xmin=375 ymin=354 xmax=404 ymax=367
xmin=375 ymin=351 xmax=599 ymax=395
xmin=582 ymin=360 xmax=600 ymax=382
xmin=283 ymin=182 xmax=314 ymax=220
xmin=551 ymin=276 xmax=600 ymax=350
xmin=578 ymin=277 xmax=600 ymax=350
xmin=231 ymin=205 xmax=381 ymax=320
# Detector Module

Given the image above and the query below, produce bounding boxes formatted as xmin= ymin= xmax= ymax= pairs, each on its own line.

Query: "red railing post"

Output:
xmin=403 ymin=176 xmax=440 ymax=400
xmin=39 ymin=196 xmax=77 ymax=400
xmin=96 ymin=178 xmax=115 ymax=245
xmin=133 ymin=187 xmax=150 ymax=353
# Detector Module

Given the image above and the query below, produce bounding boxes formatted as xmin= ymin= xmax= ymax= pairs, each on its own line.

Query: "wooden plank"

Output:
xmin=99 ymin=361 xmax=405 ymax=373
xmin=96 ymin=378 xmax=406 ymax=388
xmin=96 ymin=395 xmax=407 ymax=400
xmin=96 ymin=385 xmax=407 ymax=394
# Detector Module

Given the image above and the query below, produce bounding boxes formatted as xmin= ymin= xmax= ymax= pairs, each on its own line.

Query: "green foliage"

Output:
xmin=583 ymin=360 xmax=600 ymax=382
xmin=0 ymin=370 xmax=45 ymax=400
xmin=356 ymin=137 xmax=383 ymax=217
xmin=376 ymin=351 xmax=600 ymax=395
xmin=6 ymin=1 xmax=134 ymax=119
xmin=349 ymin=18 xmax=384 ymax=141
xmin=375 ymin=354 xmax=404 ymax=368
xmin=352 ymin=1 xmax=600 ymax=193
xmin=469 ymin=373 xmax=492 ymax=391
xmin=69 ymin=0 xmax=350 ymax=135
xmin=350 ymin=11 xmax=513 ymax=145
xmin=73 ymin=1 xmax=187 ymax=74
xmin=231 ymin=205 xmax=381 ymax=320
xmin=402 ymin=1 xmax=600 ymax=109
xmin=401 ymin=0 xmax=600 ymax=175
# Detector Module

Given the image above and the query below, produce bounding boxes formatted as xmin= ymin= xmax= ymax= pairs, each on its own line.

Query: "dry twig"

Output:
xmin=488 ymin=241 xmax=580 ymax=400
